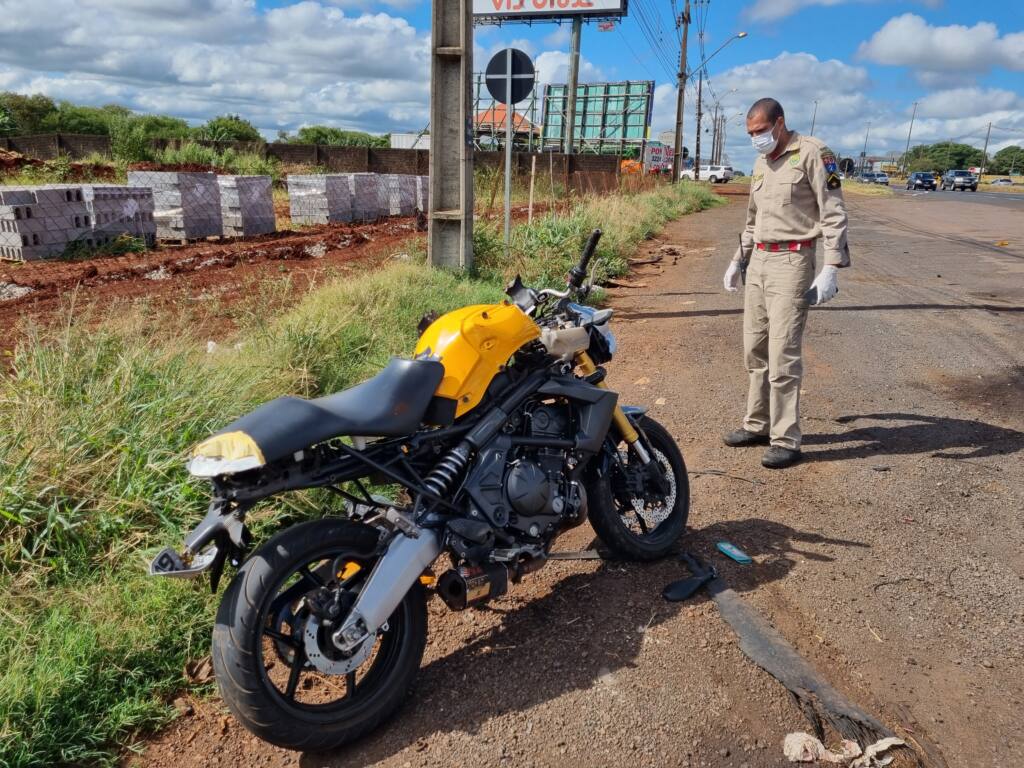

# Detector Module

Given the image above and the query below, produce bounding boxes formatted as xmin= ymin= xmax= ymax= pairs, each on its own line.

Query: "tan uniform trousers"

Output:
xmin=742 ymin=245 xmax=816 ymax=450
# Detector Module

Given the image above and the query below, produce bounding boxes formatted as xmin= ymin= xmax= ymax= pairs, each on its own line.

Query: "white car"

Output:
xmin=680 ymin=164 xmax=733 ymax=183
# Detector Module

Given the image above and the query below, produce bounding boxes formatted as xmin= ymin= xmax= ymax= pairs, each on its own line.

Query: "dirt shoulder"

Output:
xmin=134 ymin=194 xmax=1022 ymax=768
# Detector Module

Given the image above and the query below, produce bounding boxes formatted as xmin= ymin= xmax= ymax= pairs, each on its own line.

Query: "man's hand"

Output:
xmin=808 ymin=264 xmax=839 ymax=305
xmin=724 ymin=261 xmax=742 ymax=292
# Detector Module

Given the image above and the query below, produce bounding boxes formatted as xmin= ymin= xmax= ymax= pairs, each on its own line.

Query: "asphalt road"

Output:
xmin=137 ymin=191 xmax=1022 ymax=768
xmin=891 ymin=186 xmax=1024 ymax=207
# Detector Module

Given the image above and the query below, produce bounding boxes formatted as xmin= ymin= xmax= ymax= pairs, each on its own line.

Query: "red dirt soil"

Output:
xmin=0 ymin=217 xmax=425 ymax=351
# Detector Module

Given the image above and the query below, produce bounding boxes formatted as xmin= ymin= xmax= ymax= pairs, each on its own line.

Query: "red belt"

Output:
xmin=756 ymin=240 xmax=814 ymax=252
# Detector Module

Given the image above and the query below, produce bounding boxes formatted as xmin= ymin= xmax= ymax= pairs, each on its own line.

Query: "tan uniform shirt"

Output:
xmin=733 ymin=131 xmax=851 ymax=268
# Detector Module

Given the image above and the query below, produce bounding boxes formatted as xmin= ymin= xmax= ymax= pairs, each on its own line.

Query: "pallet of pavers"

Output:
xmin=127 ymin=171 xmax=223 ymax=242
xmin=0 ymin=185 xmax=92 ymax=261
xmin=218 ymin=175 xmax=276 ymax=237
xmin=83 ymin=185 xmax=157 ymax=248
xmin=287 ymin=175 xmax=353 ymax=226
xmin=349 ymin=173 xmax=383 ymax=222
xmin=415 ymin=175 xmax=429 ymax=212
xmin=379 ymin=174 xmax=417 ymax=217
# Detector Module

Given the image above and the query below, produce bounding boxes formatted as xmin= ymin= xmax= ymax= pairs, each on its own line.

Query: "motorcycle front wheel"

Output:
xmin=587 ymin=415 xmax=690 ymax=560
xmin=212 ymin=519 xmax=427 ymax=752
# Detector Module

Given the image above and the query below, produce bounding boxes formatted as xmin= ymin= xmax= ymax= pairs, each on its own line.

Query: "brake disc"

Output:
xmin=303 ymin=615 xmax=376 ymax=675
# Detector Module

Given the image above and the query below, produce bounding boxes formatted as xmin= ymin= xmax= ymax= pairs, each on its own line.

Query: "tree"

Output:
xmin=131 ymin=114 xmax=192 ymax=140
xmin=288 ymin=125 xmax=388 ymax=147
xmin=0 ymin=92 xmax=57 ymax=135
xmin=990 ymin=145 xmax=1024 ymax=175
xmin=0 ymin=104 xmax=15 ymax=137
xmin=195 ymin=114 xmax=262 ymax=143
xmin=904 ymin=141 xmax=984 ymax=174
xmin=38 ymin=102 xmax=133 ymax=135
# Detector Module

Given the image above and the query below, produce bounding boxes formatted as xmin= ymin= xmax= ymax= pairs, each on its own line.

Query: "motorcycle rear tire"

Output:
xmin=588 ymin=415 xmax=689 ymax=561
xmin=212 ymin=519 xmax=427 ymax=752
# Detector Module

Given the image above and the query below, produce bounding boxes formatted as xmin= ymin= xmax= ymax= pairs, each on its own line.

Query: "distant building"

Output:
xmin=390 ymin=133 xmax=430 ymax=150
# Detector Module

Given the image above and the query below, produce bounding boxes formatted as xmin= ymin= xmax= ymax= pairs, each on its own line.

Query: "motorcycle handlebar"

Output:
xmin=567 ymin=229 xmax=602 ymax=290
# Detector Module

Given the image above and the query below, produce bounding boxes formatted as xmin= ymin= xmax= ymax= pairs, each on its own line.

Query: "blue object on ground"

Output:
xmin=717 ymin=541 xmax=753 ymax=564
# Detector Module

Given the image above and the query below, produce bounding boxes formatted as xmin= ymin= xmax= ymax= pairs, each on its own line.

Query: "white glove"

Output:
xmin=808 ymin=264 xmax=839 ymax=305
xmin=724 ymin=261 xmax=742 ymax=292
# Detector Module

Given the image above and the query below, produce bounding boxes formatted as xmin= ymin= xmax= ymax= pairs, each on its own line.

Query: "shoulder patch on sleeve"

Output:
xmin=820 ymin=145 xmax=841 ymax=189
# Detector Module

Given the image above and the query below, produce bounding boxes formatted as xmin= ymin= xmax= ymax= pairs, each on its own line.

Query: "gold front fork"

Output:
xmin=576 ymin=351 xmax=641 ymax=445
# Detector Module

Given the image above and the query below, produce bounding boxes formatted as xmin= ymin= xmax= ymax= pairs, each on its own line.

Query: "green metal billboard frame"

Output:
xmin=540 ymin=80 xmax=654 ymax=154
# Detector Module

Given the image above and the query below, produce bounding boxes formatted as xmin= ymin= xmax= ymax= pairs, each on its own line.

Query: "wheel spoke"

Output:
xmin=634 ymin=509 xmax=649 ymax=534
xmin=264 ymin=627 xmax=302 ymax=649
xmin=345 ymin=670 xmax=357 ymax=699
xmin=284 ymin=653 xmax=304 ymax=699
xmin=299 ymin=565 xmax=326 ymax=588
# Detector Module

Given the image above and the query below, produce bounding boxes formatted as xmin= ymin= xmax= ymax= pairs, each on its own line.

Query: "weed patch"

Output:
xmin=0 ymin=182 xmax=720 ymax=767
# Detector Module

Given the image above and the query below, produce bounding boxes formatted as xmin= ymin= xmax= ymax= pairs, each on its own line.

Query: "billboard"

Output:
xmin=541 ymin=80 xmax=654 ymax=154
xmin=474 ymin=0 xmax=627 ymax=20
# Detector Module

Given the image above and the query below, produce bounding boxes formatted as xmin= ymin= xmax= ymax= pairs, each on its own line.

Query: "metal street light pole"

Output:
xmin=691 ymin=33 xmax=746 ymax=181
xmin=902 ymin=101 xmax=918 ymax=176
xmin=673 ymin=29 xmax=747 ymax=181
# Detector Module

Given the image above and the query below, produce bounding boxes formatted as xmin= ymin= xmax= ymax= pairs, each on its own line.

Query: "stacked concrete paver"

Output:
xmin=127 ymin=171 xmax=222 ymax=241
xmin=0 ymin=186 xmax=95 ymax=261
xmin=287 ymin=175 xmax=353 ymax=225
xmin=84 ymin=185 xmax=157 ymax=248
xmin=350 ymin=174 xmax=383 ymax=222
xmin=218 ymin=175 xmax=275 ymax=237
xmin=415 ymin=175 xmax=429 ymax=212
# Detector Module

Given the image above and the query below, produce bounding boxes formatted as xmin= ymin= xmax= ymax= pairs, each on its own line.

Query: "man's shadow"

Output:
xmin=301 ymin=519 xmax=866 ymax=767
xmin=802 ymin=412 xmax=1024 ymax=463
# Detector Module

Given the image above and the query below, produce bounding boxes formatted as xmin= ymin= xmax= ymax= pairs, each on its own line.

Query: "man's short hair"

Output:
xmin=748 ymin=98 xmax=784 ymax=123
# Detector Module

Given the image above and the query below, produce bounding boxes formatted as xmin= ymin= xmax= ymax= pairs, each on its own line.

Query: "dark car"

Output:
xmin=940 ymin=170 xmax=978 ymax=192
xmin=906 ymin=172 xmax=936 ymax=190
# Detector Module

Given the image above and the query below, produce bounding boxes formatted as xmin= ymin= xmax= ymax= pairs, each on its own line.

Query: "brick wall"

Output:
xmin=3 ymin=134 xmax=621 ymax=187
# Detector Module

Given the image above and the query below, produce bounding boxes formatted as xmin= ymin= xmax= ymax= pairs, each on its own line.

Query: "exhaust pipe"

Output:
xmin=437 ymin=563 xmax=509 ymax=610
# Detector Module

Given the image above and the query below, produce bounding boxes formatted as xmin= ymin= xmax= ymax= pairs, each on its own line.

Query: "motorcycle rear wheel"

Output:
xmin=212 ymin=519 xmax=427 ymax=752
xmin=588 ymin=415 xmax=689 ymax=560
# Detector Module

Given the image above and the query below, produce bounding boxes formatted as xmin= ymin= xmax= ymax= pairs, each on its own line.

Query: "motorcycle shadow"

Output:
xmin=299 ymin=519 xmax=858 ymax=766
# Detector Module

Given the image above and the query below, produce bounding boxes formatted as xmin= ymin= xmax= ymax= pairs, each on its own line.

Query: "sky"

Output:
xmin=0 ymin=0 xmax=1021 ymax=171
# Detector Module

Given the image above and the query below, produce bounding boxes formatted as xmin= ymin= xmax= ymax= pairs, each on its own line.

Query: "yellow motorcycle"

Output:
xmin=151 ymin=229 xmax=689 ymax=750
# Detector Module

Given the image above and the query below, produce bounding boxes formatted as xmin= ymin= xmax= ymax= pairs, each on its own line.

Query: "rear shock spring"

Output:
xmin=422 ymin=441 xmax=472 ymax=499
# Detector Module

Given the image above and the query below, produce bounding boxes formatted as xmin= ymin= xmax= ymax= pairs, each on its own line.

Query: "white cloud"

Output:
xmin=0 ymin=0 xmax=432 ymax=135
xmin=915 ymin=87 xmax=1023 ymax=120
xmin=657 ymin=50 xmax=1024 ymax=173
xmin=744 ymin=0 xmax=941 ymax=24
xmin=533 ymin=51 xmax=604 ymax=85
xmin=858 ymin=14 xmax=1024 ymax=75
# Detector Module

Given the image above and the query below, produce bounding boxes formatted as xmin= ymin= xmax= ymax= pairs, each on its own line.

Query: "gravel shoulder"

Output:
xmin=133 ymin=192 xmax=1023 ymax=768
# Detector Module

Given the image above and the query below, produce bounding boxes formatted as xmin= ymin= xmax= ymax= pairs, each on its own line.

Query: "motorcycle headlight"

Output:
xmin=188 ymin=431 xmax=266 ymax=478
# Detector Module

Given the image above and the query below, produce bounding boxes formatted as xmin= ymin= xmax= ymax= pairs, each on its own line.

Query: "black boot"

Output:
xmin=723 ymin=428 xmax=770 ymax=447
xmin=762 ymin=446 xmax=802 ymax=469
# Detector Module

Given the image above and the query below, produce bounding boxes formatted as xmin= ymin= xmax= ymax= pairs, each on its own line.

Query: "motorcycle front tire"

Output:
xmin=588 ymin=415 xmax=690 ymax=561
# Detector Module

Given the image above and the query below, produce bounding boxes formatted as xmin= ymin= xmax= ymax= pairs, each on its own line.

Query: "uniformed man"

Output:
xmin=722 ymin=98 xmax=850 ymax=469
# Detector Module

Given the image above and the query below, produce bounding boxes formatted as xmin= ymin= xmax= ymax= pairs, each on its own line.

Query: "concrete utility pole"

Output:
xmin=810 ymin=100 xmax=818 ymax=136
xmin=671 ymin=0 xmax=690 ymax=182
xmin=981 ymin=121 xmax=992 ymax=177
xmin=693 ymin=69 xmax=703 ymax=179
xmin=564 ymin=17 xmax=583 ymax=155
xmin=860 ymin=122 xmax=870 ymax=174
xmin=902 ymin=101 xmax=917 ymax=175
xmin=428 ymin=0 xmax=473 ymax=269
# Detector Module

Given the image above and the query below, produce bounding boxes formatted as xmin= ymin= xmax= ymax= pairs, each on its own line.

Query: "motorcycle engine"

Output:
xmin=503 ymin=403 xmax=586 ymax=538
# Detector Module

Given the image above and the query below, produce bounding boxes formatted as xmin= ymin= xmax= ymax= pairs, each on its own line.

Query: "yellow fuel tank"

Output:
xmin=415 ymin=302 xmax=540 ymax=417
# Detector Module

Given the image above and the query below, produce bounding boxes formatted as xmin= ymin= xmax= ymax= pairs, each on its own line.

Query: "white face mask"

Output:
xmin=751 ymin=122 xmax=779 ymax=155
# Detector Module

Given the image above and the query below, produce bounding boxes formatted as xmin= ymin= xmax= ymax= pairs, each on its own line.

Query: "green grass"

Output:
xmin=0 ymin=181 xmax=721 ymax=767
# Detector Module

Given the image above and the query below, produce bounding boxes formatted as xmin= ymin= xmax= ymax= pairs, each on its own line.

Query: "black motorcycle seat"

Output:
xmin=218 ymin=357 xmax=445 ymax=464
